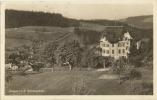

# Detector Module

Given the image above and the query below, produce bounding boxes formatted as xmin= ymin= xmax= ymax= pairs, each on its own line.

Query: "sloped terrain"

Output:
xmin=119 ymin=15 xmax=153 ymax=29
xmin=5 ymin=9 xmax=79 ymax=28
xmin=5 ymin=26 xmax=75 ymax=48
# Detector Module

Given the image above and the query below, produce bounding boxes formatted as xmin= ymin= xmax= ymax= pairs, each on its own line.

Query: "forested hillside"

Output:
xmin=5 ymin=9 xmax=79 ymax=28
xmin=80 ymin=19 xmax=127 ymax=26
xmin=5 ymin=9 xmax=153 ymax=63
xmin=119 ymin=15 xmax=153 ymax=29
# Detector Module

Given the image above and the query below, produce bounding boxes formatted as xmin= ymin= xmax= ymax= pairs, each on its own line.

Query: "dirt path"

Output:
xmin=99 ymin=74 xmax=118 ymax=79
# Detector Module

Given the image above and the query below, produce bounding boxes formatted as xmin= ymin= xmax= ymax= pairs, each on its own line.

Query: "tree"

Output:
xmin=44 ymin=41 xmax=58 ymax=72
xmin=128 ymin=69 xmax=142 ymax=94
xmin=81 ymin=47 xmax=100 ymax=69
xmin=58 ymin=40 xmax=82 ymax=70
xmin=31 ymin=39 xmax=43 ymax=54
xmin=26 ymin=39 xmax=45 ymax=70
xmin=112 ymin=57 xmax=127 ymax=84
xmin=103 ymin=57 xmax=114 ymax=68
xmin=8 ymin=53 xmax=20 ymax=65
xmin=17 ymin=45 xmax=31 ymax=61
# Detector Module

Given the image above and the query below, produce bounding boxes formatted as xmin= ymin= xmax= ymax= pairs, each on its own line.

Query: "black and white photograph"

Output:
xmin=1 ymin=0 xmax=155 ymax=97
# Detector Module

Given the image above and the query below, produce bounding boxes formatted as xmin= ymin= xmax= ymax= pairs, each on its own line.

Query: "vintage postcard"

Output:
xmin=0 ymin=0 xmax=157 ymax=100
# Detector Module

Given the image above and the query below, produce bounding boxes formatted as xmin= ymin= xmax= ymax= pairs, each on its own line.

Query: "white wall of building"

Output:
xmin=100 ymin=32 xmax=132 ymax=59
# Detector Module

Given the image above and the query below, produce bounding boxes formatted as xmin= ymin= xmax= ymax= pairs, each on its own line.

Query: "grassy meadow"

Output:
xmin=6 ymin=66 xmax=152 ymax=95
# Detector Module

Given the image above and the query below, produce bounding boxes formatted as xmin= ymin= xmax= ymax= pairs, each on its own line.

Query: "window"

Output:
xmin=112 ymin=44 xmax=114 ymax=47
xmin=102 ymin=44 xmax=109 ymax=47
xmin=118 ymin=43 xmax=121 ymax=47
xmin=119 ymin=49 xmax=121 ymax=54
xmin=126 ymin=46 xmax=128 ymax=50
xmin=112 ymin=50 xmax=114 ymax=54
xmin=102 ymin=44 xmax=105 ymax=47
xmin=103 ymin=50 xmax=105 ymax=53
xmin=107 ymin=50 xmax=109 ymax=54
xmin=123 ymin=49 xmax=125 ymax=53
xmin=123 ymin=43 xmax=125 ymax=47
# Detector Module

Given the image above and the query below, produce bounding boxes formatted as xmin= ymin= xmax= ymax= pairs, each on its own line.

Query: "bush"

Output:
xmin=128 ymin=69 xmax=142 ymax=80
xmin=32 ymin=65 xmax=41 ymax=71
xmin=94 ymin=63 xmax=104 ymax=69
xmin=141 ymin=82 xmax=153 ymax=95
xmin=31 ymin=62 xmax=44 ymax=71
xmin=131 ymin=82 xmax=153 ymax=95
xmin=134 ymin=60 xmax=145 ymax=67
xmin=5 ymin=70 xmax=13 ymax=83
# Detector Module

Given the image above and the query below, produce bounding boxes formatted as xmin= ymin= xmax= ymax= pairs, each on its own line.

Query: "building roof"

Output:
xmin=124 ymin=32 xmax=132 ymax=39
xmin=101 ymin=26 xmax=126 ymax=43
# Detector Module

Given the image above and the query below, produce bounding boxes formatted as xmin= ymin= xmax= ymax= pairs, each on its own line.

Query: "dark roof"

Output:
xmin=102 ymin=26 xmax=126 ymax=43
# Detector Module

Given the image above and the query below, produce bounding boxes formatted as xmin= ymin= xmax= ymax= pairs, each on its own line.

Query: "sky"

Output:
xmin=6 ymin=1 xmax=153 ymax=20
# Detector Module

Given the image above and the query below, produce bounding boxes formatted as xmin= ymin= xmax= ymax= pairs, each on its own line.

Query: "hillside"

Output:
xmin=118 ymin=15 xmax=153 ymax=29
xmin=6 ymin=9 xmax=153 ymax=30
xmin=75 ymin=24 xmax=153 ymax=44
xmin=79 ymin=22 xmax=105 ymax=31
xmin=6 ymin=19 xmax=153 ymax=49
xmin=5 ymin=10 xmax=153 ymax=95
xmin=5 ymin=10 xmax=153 ymax=62
xmin=81 ymin=15 xmax=153 ymax=29
xmin=5 ymin=26 xmax=75 ymax=49
xmin=5 ymin=9 xmax=79 ymax=28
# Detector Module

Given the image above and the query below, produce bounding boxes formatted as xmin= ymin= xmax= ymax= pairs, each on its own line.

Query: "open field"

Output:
xmin=5 ymin=26 xmax=75 ymax=48
xmin=6 ymin=67 xmax=153 ymax=95
xmin=5 ymin=38 xmax=32 ymax=48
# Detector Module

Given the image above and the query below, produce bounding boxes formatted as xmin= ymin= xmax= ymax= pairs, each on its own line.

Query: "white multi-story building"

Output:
xmin=100 ymin=30 xmax=132 ymax=59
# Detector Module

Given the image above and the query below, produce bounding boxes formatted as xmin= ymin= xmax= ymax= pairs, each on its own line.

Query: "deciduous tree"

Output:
xmin=44 ymin=41 xmax=58 ymax=72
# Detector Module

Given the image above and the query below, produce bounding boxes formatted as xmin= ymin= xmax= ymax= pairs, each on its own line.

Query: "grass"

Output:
xmin=5 ymin=66 xmax=153 ymax=95
xmin=6 ymin=71 xmax=103 ymax=95
xmin=5 ymin=26 xmax=75 ymax=49
xmin=5 ymin=38 xmax=32 ymax=48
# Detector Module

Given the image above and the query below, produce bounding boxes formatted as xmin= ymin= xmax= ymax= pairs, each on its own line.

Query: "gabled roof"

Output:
xmin=101 ymin=26 xmax=127 ymax=43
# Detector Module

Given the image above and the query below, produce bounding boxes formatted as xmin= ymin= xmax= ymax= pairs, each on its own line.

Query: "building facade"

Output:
xmin=100 ymin=31 xmax=132 ymax=59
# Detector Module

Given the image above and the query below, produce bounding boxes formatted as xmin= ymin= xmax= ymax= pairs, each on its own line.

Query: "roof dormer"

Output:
xmin=123 ymin=31 xmax=132 ymax=40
